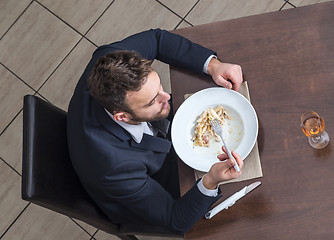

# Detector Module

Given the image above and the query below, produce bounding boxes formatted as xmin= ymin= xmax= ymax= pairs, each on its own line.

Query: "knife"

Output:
xmin=205 ymin=181 xmax=261 ymax=219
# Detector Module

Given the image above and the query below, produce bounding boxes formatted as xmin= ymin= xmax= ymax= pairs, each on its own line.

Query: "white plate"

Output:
xmin=171 ymin=87 xmax=258 ymax=172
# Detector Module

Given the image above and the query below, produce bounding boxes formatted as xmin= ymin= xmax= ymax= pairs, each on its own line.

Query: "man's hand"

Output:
xmin=207 ymin=58 xmax=243 ymax=91
xmin=202 ymin=148 xmax=243 ymax=190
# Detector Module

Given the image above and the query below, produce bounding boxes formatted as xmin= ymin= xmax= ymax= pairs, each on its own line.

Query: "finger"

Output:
xmin=226 ymin=158 xmax=242 ymax=179
xmin=227 ymin=75 xmax=242 ymax=91
xmin=214 ymin=75 xmax=232 ymax=89
xmin=217 ymin=152 xmax=228 ymax=161
xmin=228 ymin=68 xmax=243 ymax=91
xmin=223 ymin=79 xmax=232 ymax=89
xmin=231 ymin=151 xmax=243 ymax=169
xmin=218 ymin=147 xmax=230 ymax=161
xmin=232 ymin=80 xmax=241 ymax=91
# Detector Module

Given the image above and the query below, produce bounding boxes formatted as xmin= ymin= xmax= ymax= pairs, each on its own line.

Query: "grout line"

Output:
xmin=34 ymin=0 xmax=100 ymax=48
xmin=35 ymin=92 xmax=51 ymax=104
xmin=0 ymin=92 xmax=42 ymax=142
xmin=35 ymin=0 xmax=85 ymax=38
xmin=174 ymin=20 xmax=183 ymax=30
xmin=33 ymin=1 xmax=90 ymax=94
xmin=180 ymin=0 xmax=200 ymax=22
xmin=285 ymin=1 xmax=297 ymax=8
xmin=90 ymin=235 xmax=97 ymax=240
xmin=0 ymin=203 xmax=30 ymax=239
xmin=83 ymin=36 xmax=99 ymax=48
xmin=156 ymin=0 xmax=185 ymax=20
xmin=70 ymin=218 xmax=96 ymax=238
xmin=156 ymin=0 xmax=198 ymax=30
xmin=82 ymin=0 xmax=116 ymax=45
xmin=91 ymin=229 xmax=99 ymax=239
xmin=33 ymin=0 xmax=115 ymax=91
xmin=173 ymin=0 xmax=200 ymax=29
xmin=174 ymin=19 xmax=194 ymax=30
xmin=0 ymin=156 xmax=22 ymax=177
xmin=279 ymin=1 xmax=288 ymax=11
xmin=0 ymin=0 xmax=34 ymax=41
xmin=182 ymin=18 xmax=194 ymax=27
xmin=32 ymin=0 xmax=107 ymax=90
xmin=0 ymin=62 xmax=38 ymax=94
xmin=0 ymin=106 xmax=24 ymax=137
xmin=35 ymin=37 xmax=84 ymax=93
xmin=0 ymin=62 xmax=37 ymax=137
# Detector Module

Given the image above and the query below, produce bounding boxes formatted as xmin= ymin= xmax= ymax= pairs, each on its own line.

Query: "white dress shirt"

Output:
xmin=105 ymin=109 xmax=154 ymax=143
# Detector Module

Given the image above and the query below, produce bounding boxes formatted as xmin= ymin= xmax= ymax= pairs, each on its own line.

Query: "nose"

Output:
xmin=158 ymin=89 xmax=170 ymax=103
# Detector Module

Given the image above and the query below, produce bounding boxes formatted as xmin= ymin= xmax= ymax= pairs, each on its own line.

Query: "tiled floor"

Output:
xmin=0 ymin=0 xmax=331 ymax=239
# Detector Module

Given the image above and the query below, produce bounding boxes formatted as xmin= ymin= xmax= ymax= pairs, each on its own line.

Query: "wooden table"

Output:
xmin=170 ymin=2 xmax=334 ymax=239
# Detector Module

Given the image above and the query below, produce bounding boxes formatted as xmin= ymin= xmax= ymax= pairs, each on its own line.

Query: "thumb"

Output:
xmin=221 ymin=78 xmax=232 ymax=89
xmin=217 ymin=152 xmax=228 ymax=161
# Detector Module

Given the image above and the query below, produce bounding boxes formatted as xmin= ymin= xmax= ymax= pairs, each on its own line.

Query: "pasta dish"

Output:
xmin=192 ymin=105 xmax=229 ymax=147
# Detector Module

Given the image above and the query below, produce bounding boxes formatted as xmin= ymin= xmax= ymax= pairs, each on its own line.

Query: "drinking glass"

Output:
xmin=300 ymin=111 xmax=330 ymax=149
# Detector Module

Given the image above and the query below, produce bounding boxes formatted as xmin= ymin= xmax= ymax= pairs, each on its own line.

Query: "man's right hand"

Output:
xmin=202 ymin=148 xmax=243 ymax=190
xmin=207 ymin=58 xmax=243 ymax=91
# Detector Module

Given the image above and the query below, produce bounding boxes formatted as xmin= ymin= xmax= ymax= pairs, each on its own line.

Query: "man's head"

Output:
xmin=88 ymin=51 xmax=170 ymax=124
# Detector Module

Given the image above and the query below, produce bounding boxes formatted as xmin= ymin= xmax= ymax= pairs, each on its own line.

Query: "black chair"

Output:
xmin=22 ymin=95 xmax=182 ymax=240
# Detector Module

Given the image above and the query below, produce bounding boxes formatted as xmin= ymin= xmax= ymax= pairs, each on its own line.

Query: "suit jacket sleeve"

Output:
xmin=96 ymin=28 xmax=216 ymax=74
xmin=101 ymin=158 xmax=220 ymax=234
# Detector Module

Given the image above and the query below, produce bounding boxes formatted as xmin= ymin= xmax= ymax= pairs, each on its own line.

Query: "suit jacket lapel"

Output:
xmin=94 ymin=101 xmax=131 ymax=141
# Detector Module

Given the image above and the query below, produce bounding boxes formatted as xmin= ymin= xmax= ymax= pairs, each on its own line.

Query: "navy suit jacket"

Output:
xmin=67 ymin=29 xmax=220 ymax=234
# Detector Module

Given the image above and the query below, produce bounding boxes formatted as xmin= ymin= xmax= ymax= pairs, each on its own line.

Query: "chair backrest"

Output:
xmin=21 ymin=95 xmax=182 ymax=239
xmin=22 ymin=95 xmax=119 ymax=233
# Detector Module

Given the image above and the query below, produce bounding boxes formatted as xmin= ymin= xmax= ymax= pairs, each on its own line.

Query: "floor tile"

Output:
xmin=0 ymin=65 xmax=33 ymax=134
xmin=2 ymin=204 xmax=91 ymax=240
xmin=0 ymin=112 xmax=23 ymax=174
xmin=0 ymin=160 xmax=27 ymax=237
xmin=158 ymin=0 xmax=198 ymax=17
xmin=0 ymin=0 xmax=31 ymax=38
xmin=288 ymin=0 xmax=332 ymax=6
xmin=38 ymin=0 xmax=112 ymax=35
xmin=186 ymin=0 xmax=286 ymax=25
xmin=0 ymin=1 xmax=81 ymax=90
xmin=86 ymin=0 xmax=181 ymax=46
xmin=39 ymin=38 xmax=96 ymax=111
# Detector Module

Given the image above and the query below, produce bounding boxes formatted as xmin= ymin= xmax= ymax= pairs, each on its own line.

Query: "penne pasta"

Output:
xmin=192 ymin=105 xmax=229 ymax=147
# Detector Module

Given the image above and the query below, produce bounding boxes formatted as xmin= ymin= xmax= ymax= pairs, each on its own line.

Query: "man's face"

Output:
xmin=125 ymin=71 xmax=171 ymax=124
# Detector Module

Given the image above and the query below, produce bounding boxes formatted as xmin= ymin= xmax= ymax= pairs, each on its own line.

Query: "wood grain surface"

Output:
xmin=170 ymin=2 xmax=334 ymax=239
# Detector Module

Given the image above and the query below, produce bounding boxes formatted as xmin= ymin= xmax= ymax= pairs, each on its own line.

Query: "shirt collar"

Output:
xmin=104 ymin=109 xmax=153 ymax=143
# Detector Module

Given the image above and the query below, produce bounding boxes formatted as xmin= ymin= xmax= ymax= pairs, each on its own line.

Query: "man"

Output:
xmin=67 ymin=29 xmax=243 ymax=234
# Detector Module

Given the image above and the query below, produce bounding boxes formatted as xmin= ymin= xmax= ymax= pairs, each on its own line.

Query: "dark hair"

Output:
xmin=88 ymin=50 xmax=153 ymax=114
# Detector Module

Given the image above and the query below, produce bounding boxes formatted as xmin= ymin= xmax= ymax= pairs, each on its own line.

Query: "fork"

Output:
xmin=210 ymin=119 xmax=240 ymax=172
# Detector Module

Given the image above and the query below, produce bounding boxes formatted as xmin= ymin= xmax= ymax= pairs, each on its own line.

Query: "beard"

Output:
xmin=129 ymin=102 xmax=171 ymax=123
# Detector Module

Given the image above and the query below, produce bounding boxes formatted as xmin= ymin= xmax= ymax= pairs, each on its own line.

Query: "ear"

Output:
xmin=113 ymin=111 xmax=131 ymax=123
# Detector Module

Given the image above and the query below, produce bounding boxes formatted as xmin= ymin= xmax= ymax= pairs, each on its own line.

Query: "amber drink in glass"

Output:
xmin=301 ymin=111 xmax=330 ymax=149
